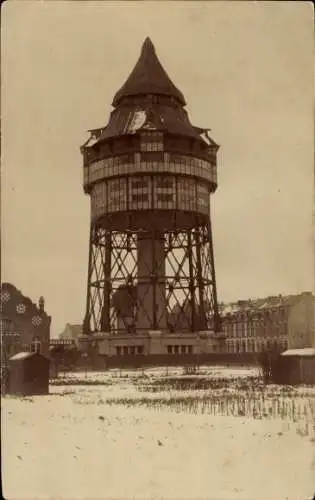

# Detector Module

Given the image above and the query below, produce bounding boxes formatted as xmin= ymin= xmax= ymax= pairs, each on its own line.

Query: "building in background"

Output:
xmin=53 ymin=291 xmax=314 ymax=362
xmin=51 ymin=323 xmax=83 ymax=346
xmin=0 ymin=283 xmax=51 ymax=368
xmin=221 ymin=292 xmax=315 ymax=354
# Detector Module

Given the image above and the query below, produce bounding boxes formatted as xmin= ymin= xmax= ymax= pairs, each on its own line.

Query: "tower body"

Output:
xmin=81 ymin=38 xmax=221 ymax=354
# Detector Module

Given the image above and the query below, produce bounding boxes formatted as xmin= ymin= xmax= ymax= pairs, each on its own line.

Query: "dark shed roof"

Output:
xmin=112 ymin=37 xmax=186 ymax=107
xmin=281 ymin=348 xmax=315 ymax=357
xmin=10 ymin=351 xmax=35 ymax=361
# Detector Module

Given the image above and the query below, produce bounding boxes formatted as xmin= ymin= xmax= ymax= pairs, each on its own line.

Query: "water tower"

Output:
xmin=80 ymin=38 xmax=221 ymax=355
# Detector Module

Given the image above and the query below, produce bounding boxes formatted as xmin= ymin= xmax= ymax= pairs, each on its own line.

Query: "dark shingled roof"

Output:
xmin=112 ymin=37 xmax=186 ymax=107
xmin=99 ymin=103 xmax=202 ymax=141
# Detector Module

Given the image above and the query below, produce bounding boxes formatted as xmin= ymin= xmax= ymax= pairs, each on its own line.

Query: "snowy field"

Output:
xmin=53 ymin=364 xmax=262 ymax=382
xmin=2 ymin=365 xmax=315 ymax=500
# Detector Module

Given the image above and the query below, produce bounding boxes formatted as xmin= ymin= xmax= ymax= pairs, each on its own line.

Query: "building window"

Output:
xmin=187 ymin=345 xmax=193 ymax=354
xmin=137 ymin=346 xmax=144 ymax=355
xmin=232 ymin=323 xmax=236 ymax=337
xmin=116 ymin=346 xmax=122 ymax=356
xmin=0 ymin=318 xmax=15 ymax=332
xmin=167 ymin=345 xmax=172 ymax=354
xmin=31 ymin=337 xmax=41 ymax=354
xmin=123 ymin=346 xmax=128 ymax=355
xmin=279 ymin=308 xmax=286 ymax=321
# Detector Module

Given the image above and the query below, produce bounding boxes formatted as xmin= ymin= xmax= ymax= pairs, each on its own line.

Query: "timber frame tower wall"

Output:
xmin=80 ymin=38 xmax=222 ymax=348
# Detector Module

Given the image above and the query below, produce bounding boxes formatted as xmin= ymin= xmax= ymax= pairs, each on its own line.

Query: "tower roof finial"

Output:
xmin=143 ymin=36 xmax=154 ymax=48
xmin=112 ymin=37 xmax=186 ymax=107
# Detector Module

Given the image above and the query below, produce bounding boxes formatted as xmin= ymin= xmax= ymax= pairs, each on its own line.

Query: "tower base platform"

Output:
xmin=77 ymin=330 xmax=225 ymax=357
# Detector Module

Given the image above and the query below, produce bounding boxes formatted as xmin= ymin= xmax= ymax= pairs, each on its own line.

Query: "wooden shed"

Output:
xmin=277 ymin=348 xmax=315 ymax=385
xmin=8 ymin=352 xmax=50 ymax=396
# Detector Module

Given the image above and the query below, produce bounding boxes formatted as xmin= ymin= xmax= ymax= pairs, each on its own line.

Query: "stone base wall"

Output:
xmin=78 ymin=331 xmax=226 ymax=357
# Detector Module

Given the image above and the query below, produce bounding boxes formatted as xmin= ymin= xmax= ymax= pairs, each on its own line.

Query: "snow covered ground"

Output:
xmin=54 ymin=364 xmax=261 ymax=382
xmin=2 ymin=366 xmax=315 ymax=500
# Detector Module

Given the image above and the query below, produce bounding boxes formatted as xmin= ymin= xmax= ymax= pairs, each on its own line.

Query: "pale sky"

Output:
xmin=1 ymin=1 xmax=314 ymax=337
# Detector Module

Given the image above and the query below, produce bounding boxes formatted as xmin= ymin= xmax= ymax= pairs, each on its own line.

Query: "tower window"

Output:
xmin=157 ymin=193 xmax=173 ymax=203
xmin=140 ymin=150 xmax=164 ymax=159
xmin=155 ymin=177 xmax=174 ymax=189
xmin=132 ymin=193 xmax=149 ymax=203
xmin=132 ymin=179 xmax=149 ymax=189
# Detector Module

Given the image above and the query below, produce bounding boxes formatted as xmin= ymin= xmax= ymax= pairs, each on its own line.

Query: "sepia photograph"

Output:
xmin=1 ymin=1 xmax=314 ymax=499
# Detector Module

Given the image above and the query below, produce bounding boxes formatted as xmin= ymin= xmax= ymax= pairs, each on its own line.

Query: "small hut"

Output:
xmin=277 ymin=348 xmax=315 ymax=385
xmin=8 ymin=352 xmax=50 ymax=396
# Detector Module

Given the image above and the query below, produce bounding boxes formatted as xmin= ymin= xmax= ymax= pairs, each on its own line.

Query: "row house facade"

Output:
xmin=220 ymin=292 xmax=315 ymax=354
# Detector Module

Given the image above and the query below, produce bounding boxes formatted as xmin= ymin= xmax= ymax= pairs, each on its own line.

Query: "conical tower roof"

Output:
xmin=112 ymin=37 xmax=186 ymax=107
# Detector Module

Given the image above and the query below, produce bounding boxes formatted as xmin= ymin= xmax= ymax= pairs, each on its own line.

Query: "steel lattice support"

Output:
xmin=83 ymin=222 xmax=220 ymax=334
